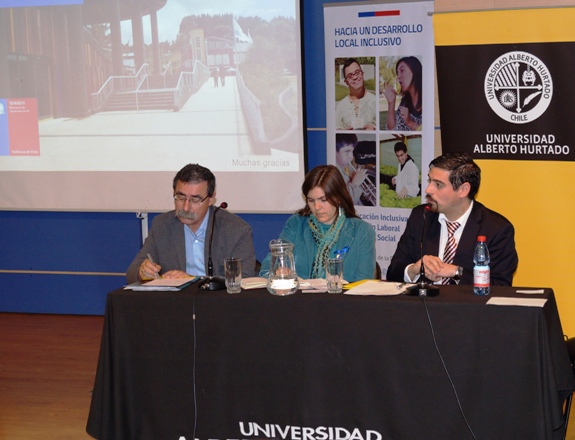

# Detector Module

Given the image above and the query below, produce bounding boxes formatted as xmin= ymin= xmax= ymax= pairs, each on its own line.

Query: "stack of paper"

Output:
xmin=301 ymin=278 xmax=327 ymax=293
xmin=486 ymin=297 xmax=547 ymax=307
xmin=124 ymin=277 xmax=197 ymax=291
xmin=344 ymin=280 xmax=405 ymax=296
xmin=240 ymin=277 xmax=360 ymax=293
xmin=241 ymin=277 xmax=268 ymax=290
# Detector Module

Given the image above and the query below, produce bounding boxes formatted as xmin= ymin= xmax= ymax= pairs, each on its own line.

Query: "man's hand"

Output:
xmin=162 ymin=270 xmax=192 ymax=279
xmin=414 ymin=256 xmax=457 ymax=282
xmin=397 ymin=187 xmax=408 ymax=199
xmin=350 ymin=166 xmax=368 ymax=187
xmin=139 ymin=259 xmax=161 ymax=281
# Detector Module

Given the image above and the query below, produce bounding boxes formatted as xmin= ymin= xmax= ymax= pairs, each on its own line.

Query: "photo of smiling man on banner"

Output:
xmin=335 ymin=57 xmax=377 ymax=130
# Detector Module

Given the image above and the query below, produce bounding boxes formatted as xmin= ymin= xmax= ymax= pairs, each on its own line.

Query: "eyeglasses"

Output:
xmin=173 ymin=193 xmax=210 ymax=205
xmin=345 ymin=69 xmax=363 ymax=81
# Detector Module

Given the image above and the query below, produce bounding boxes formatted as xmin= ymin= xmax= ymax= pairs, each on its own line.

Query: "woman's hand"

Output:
xmin=382 ymin=82 xmax=397 ymax=103
xmin=399 ymin=106 xmax=421 ymax=131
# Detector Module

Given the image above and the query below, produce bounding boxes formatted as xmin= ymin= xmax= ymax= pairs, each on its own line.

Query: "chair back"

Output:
xmin=562 ymin=337 xmax=575 ymax=440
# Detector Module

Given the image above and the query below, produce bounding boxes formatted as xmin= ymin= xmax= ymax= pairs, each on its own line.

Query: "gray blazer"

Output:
xmin=126 ymin=207 xmax=256 ymax=283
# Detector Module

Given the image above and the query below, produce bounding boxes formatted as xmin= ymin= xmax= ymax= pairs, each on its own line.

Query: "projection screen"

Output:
xmin=0 ymin=0 xmax=305 ymax=213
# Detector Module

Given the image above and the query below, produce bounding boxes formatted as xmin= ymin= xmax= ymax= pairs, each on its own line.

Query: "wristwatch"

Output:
xmin=452 ymin=266 xmax=464 ymax=281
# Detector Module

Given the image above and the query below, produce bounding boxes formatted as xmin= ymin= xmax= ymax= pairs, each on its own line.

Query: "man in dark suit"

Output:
xmin=126 ymin=163 xmax=256 ymax=283
xmin=387 ymin=152 xmax=518 ymax=285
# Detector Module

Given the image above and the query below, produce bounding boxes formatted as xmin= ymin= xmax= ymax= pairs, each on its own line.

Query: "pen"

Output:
xmin=396 ymin=282 xmax=406 ymax=290
xmin=147 ymin=253 xmax=161 ymax=279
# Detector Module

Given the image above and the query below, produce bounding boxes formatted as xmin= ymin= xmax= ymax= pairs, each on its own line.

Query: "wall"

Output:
xmin=1 ymin=0 xmax=574 ymax=325
xmin=0 ymin=211 xmax=290 ymax=314
xmin=0 ymin=0 xmax=340 ymax=315
xmin=433 ymin=0 xmax=575 ymax=339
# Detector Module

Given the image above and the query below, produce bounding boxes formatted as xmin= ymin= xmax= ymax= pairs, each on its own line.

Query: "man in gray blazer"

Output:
xmin=126 ymin=164 xmax=256 ymax=283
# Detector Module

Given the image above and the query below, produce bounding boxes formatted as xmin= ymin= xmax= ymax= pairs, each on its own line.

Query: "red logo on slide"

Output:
xmin=4 ymin=98 xmax=40 ymax=156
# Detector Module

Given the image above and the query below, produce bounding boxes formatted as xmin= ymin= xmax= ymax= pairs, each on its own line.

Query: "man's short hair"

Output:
xmin=342 ymin=58 xmax=360 ymax=77
xmin=429 ymin=152 xmax=481 ymax=199
xmin=394 ymin=141 xmax=407 ymax=154
xmin=173 ymin=163 xmax=216 ymax=196
xmin=336 ymin=133 xmax=358 ymax=152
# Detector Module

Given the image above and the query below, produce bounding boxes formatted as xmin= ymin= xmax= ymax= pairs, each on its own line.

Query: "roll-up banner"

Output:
xmin=435 ymin=7 xmax=575 ymax=332
xmin=324 ymin=0 xmax=435 ymax=277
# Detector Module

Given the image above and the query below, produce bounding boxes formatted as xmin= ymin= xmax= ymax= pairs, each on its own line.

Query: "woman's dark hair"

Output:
xmin=297 ymin=165 xmax=357 ymax=218
xmin=396 ymin=56 xmax=422 ymax=112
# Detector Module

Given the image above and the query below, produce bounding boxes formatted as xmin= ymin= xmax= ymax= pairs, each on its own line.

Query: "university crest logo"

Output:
xmin=484 ymin=51 xmax=552 ymax=124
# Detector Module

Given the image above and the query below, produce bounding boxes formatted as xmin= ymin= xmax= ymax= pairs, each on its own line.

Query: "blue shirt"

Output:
xmin=184 ymin=214 xmax=209 ymax=276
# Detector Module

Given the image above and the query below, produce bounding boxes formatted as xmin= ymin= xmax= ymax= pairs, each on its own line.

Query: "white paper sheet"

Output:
xmin=124 ymin=277 xmax=197 ymax=291
xmin=515 ymin=289 xmax=545 ymax=294
xmin=344 ymin=280 xmax=406 ymax=296
xmin=241 ymin=277 xmax=268 ymax=290
xmin=486 ymin=297 xmax=547 ymax=307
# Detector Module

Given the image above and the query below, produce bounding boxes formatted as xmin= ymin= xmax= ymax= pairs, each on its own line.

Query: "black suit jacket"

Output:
xmin=387 ymin=201 xmax=518 ymax=285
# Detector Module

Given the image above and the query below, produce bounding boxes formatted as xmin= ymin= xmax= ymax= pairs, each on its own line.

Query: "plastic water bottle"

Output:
xmin=473 ymin=236 xmax=490 ymax=295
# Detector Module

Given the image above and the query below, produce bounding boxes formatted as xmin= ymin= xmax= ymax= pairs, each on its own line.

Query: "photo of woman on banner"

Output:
xmin=379 ymin=135 xmax=422 ymax=209
xmin=335 ymin=57 xmax=376 ymax=130
xmin=381 ymin=56 xmax=423 ymax=132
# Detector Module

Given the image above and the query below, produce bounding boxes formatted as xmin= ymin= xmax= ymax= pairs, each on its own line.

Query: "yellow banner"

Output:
xmin=434 ymin=7 xmax=575 ymax=45
xmin=435 ymin=8 xmax=575 ymax=337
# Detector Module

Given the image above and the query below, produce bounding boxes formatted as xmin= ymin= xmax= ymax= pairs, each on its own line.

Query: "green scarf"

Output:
xmin=309 ymin=206 xmax=345 ymax=278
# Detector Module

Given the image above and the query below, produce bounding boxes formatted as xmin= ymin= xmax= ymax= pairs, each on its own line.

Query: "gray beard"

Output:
xmin=176 ymin=210 xmax=197 ymax=220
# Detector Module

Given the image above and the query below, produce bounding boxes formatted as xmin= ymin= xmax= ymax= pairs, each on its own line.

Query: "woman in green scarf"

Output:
xmin=260 ymin=165 xmax=377 ymax=282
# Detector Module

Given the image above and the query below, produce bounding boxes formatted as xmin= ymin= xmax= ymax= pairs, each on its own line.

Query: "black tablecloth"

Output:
xmin=87 ymin=284 xmax=575 ymax=440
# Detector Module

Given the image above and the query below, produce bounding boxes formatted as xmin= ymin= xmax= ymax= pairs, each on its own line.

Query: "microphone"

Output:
xmin=201 ymin=202 xmax=228 ymax=291
xmin=405 ymin=203 xmax=439 ymax=297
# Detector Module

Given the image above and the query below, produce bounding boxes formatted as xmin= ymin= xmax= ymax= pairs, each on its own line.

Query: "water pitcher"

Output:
xmin=266 ymin=239 xmax=299 ymax=296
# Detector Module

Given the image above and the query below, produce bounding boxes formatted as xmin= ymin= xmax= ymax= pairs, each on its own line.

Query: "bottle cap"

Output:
xmin=477 ymin=235 xmax=486 ymax=242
